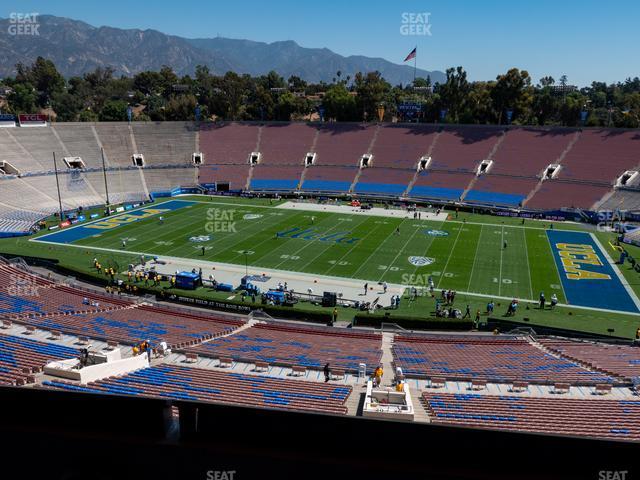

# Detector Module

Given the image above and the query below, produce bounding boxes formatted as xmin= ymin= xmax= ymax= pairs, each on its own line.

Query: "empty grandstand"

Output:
xmin=1 ymin=121 xmax=640 ymax=236
xmin=44 ymin=364 xmax=352 ymax=415
xmin=423 ymin=392 xmax=640 ymax=441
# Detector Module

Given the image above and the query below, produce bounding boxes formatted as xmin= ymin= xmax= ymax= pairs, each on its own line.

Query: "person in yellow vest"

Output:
xmin=374 ymin=365 xmax=383 ymax=387
xmin=395 ymin=380 xmax=405 ymax=392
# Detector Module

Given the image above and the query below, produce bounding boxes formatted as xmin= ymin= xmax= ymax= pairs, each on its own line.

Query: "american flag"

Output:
xmin=403 ymin=47 xmax=417 ymax=62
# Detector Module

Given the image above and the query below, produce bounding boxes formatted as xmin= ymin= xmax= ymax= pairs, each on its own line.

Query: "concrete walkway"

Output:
xmin=140 ymin=255 xmax=404 ymax=307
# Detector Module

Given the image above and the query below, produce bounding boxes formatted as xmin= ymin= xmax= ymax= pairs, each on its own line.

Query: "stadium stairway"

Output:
xmin=349 ymin=124 xmax=382 ymax=193
xmin=403 ymin=128 xmax=443 ymax=197
xmin=522 ymin=130 xmax=581 ymax=207
xmin=459 ymin=130 xmax=507 ymax=202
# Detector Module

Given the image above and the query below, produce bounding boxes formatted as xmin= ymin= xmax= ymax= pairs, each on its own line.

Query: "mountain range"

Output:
xmin=0 ymin=15 xmax=445 ymax=85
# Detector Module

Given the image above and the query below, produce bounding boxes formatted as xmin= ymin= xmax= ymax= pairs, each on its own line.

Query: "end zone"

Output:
xmin=547 ymin=230 xmax=640 ymax=313
xmin=32 ymin=200 xmax=196 ymax=245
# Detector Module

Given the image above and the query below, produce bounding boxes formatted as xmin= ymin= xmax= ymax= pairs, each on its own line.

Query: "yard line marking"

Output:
xmin=467 ymin=224 xmax=483 ymax=292
xmin=323 ymin=219 xmax=388 ymax=275
xmin=544 ymin=230 xmax=568 ymax=303
xmin=445 ymin=218 xmax=584 ymax=233
xmin=293 ymin=215 xmax=373 ymax=272
xmin=404 ymin=219 xmax=448 ymax=280
xmin=351 ymin=219 xmax=408 ymax=279
xmin=221 ymin=211 xmax=318 ymax=263
xmin=377 ymin=222 xmax=424 ymax=282
xmin=270 ymin=216 xmax=351 ymax=270
xmin=522 ymin=228 xmax=534 ymax=300
xmin=159 ymin=206 xmax=282 ymax=257
xmin=435 ymin=223 xmax=464 ymax=290
xmin=498 ymin=226 xmax=504 ymax=296
xmin=28 ymin=237 xmax=640 ymax=316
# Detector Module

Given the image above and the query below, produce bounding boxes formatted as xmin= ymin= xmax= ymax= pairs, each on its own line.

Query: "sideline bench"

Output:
xmin=254 ymin=361 xmax=269 ymax=372
xmin=429 ymin=377 xmax=446 ymax=389
xmin=471 ymin=379 xmax=487 ymax=391
xmin=184 ymin=353 xmax=198 ymax=364
xmin=594 ymin=383 xmax=612 ymax=395
xmin=511 ymin=381 xmax=529 ymax=393
xmin=218 ymin=356 xmax=233 ymax=368
xmin=291 ymin=365 xmax=307 ymax=377
xmin=553 ymin=382 xmax=570 ymax=394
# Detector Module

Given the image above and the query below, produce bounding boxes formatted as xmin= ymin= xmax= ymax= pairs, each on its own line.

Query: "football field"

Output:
xmin=32 ymin=197 xmax=640 ymax=314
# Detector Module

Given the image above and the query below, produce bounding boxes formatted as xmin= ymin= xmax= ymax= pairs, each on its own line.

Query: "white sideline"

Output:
xmin=275 ymin=201 xmax=450 ymax=221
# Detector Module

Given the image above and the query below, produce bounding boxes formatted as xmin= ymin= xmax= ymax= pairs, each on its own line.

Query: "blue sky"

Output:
xmin=4 ymin=0 xmax=639 ymax=86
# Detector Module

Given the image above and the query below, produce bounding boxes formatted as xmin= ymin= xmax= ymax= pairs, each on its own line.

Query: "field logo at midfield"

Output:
xmin=408 ymin=256 xmax=435 ymax=267
xmin=424 ymin=229 xmax=449 ymax=237
xmin=243 ymin=214 xmax=263 ymax=220
xmin=556 ymin=243 xmax=611 ymax=280
xmin=276 ymin=227 xmax=359 ymax=244
xmin=189 ymin=235 xmax=211 ymax=243
xmin=85 ymin=208 xmax=170 ymax=231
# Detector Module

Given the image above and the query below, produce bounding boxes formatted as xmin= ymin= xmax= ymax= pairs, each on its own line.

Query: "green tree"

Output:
xmin=15 ymin=57 xmax=65 ymax=107
xmin=51 ymin=91 xmax=83 ymax=121
xmin=99 ymin=100 xmax=129 ymax=121
xmin=491 ymin=68 xmax=533 ymax=124
xmin=322 ymin=83 xmax=357 ymax=121
xmin=7 ymin=83 xmax=37 ymax=113
xmin=436 ymin=67 xmax=470 ymax=123
xmin=354 ymin=71 xmax=390 ymax=121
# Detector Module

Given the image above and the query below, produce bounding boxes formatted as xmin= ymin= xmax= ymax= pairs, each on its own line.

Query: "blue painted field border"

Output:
xmin=31 ymin=199 xmax=196 ymax=245
xmin=546 ymin=229 xmax=640 ymax=313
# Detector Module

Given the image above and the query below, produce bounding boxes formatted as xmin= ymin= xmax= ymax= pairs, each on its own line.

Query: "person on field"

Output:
xmin=550 ymin=293 xmax=558 ymax=309
xmin=487 ymin=300 xmax=494 ymax=315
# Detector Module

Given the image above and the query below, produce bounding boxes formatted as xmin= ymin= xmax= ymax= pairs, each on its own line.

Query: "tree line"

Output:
xmin=2 ymin=56 xmax=639 ymax=128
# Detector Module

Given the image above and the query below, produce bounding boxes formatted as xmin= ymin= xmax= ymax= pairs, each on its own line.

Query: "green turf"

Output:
xmin=32 ymin=198 xmax=577 ymax=301
xmin=2 ymin=196 xmax=639 ymax=338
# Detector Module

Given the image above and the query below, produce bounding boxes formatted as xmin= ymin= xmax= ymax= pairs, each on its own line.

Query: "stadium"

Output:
xmin=0 ymin=3 xmax=639 ymax=480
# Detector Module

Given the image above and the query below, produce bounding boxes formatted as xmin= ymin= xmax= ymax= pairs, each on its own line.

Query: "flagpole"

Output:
xmin=413 ymin=45 xmax=417 ymax=84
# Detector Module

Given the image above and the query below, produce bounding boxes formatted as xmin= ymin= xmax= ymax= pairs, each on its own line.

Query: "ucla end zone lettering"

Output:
xmin=86 ymin=208 xmax=170 ymax=230
xmin=276 ymin=227 xmax=360 ymax=244
xmin=34 ymin=200 xmax=195 ymax=244
xmin=556 ymin=243 xmax=611 ymax=281
xmin=547 ymin=230 xmax=639 ymax=313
